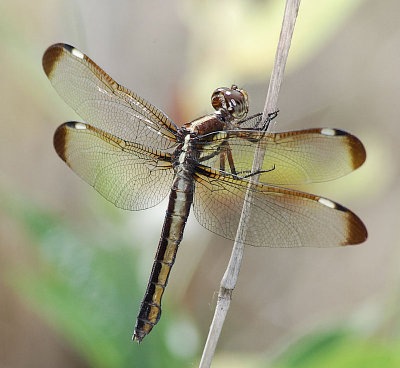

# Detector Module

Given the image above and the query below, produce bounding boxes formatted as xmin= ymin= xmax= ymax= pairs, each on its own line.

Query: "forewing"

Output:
xmin=197 ymin=128 xmax=366 ymax=185
xmin=193 ymin=167 xmax=367 ymax=247
xmin=43 ymin=43 xmax=178 ymax=152
xmin=54 ymin=122 xmax=174 ymax=210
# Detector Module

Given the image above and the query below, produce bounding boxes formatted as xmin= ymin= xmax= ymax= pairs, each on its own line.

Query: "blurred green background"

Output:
xmin=1 ymin=0 xmax=399 ymax=367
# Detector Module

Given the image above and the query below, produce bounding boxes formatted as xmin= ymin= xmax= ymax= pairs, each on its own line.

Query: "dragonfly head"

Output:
xmin=211 ymin=85 xmax=249 ymax=120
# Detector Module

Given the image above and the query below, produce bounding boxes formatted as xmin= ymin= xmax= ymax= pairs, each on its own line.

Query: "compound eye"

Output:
xmin=211 ymin=87 xmax=228 ymax=111
xmin=211 ymin=86 xmax=249 ymax=120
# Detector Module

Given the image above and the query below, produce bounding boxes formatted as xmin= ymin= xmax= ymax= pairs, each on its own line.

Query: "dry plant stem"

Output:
xmin=199 ymin=1 xmax=301 ymax=367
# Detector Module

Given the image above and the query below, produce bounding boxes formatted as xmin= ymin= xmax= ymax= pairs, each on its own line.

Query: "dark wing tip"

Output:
xmin=42 ymin=43 xmax=77 ymax=78
xmin=319 ymin=197 xmax=368 ymax=246
xmin=54 ymin=122 xmax=89 ymax=163
xmin=334 ymin=129 xmax=366 ymax=171
xmin=343 ymin=211 xmax=368 ymax=246
xmin=42 ymin=43 xmax=66 ymax=77
xmin=348 ymin=134 xmax=367 ymax=171
xmin=319 ymin=128 xmax=366 ymax=171
xmin=53 ymin=122 xmax=69 ymax=163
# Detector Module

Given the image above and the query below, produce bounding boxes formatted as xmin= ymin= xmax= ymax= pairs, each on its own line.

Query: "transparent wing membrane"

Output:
xmin=43 ymin=43 xmax=178 ymax=153
xmin=193 ymin=167 xmax=367 ymax=247
xmin=54 ymin=122 xmax=174 ymax=210
xmin=197 ymin=128 xmax=366 ymax=185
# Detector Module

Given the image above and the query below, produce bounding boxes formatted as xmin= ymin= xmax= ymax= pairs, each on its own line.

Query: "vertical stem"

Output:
xmin=199 ymin=1 xmax=301 ymax=367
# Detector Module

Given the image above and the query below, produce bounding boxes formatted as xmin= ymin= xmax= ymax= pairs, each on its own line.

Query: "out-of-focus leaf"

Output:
xmin=270 ymin=327 xmax=400 ymax=368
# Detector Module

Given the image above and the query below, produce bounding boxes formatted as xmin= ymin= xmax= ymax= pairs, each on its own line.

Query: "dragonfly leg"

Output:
xmin=219 ymin=150 xmax=226 ymax=171
xmin=198 ymin=146 xmax=222 ymax=163
xmin=200 ymin=141 xmax=238 ymax=175
xmin=236 ymin=110 xmax=279 ymax=131
xmin=225 ymin=142 xmax=237 ymax=175
xmin=216 ymin=141 xmax=238 ymax=175
xmin=235 ymin=164 xmax=276 ymax=179
xmin=261 ymin=110 xmax=279 ymax=131
xmin=234 ymin=111 xmax=279 ymax=143
xmin=237 ymin=112 xmax=263 ymax=128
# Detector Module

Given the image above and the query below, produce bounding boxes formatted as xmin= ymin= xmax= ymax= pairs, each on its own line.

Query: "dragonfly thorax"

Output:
xmin=183 ymin=112 xmax=227 ymax=136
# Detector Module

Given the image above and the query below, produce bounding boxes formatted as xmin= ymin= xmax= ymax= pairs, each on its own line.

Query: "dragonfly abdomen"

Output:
xmin=133 ymin=172 xmax=194 ymax=342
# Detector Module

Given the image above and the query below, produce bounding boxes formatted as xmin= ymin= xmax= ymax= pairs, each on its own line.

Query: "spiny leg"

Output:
xmin=237 ymin=110 xmax=279 ymax=131
xmin=237 ymin=164 xmax=276 ymax=179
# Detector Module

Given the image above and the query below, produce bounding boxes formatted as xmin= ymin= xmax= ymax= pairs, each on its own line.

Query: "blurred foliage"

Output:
xmin=270 ymin=327 xmax=400 ymax=368
xmin=1 ymin=189 xmax=196 ymax=368
xmin=211 ymin=323 xmax=400 ymax=368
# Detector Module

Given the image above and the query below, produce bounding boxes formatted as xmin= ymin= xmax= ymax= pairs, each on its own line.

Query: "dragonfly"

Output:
xmin=43 ymin=43 xmax=367 ymax=343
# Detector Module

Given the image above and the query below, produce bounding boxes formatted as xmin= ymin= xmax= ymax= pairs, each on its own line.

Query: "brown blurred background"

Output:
xmin=0 ymin=0 xmax=399 ymax=367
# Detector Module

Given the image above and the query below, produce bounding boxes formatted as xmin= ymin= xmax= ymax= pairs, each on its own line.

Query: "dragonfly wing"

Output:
xmin=197 ymin=128 xmax=366 ymax=185
xmin=193 ymin=167 xmax=367 ymax=247
xmin=54 ymin=122 xmax=174 ymax=210
xmin=43 ymin=43 xmax=178 ymax=152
